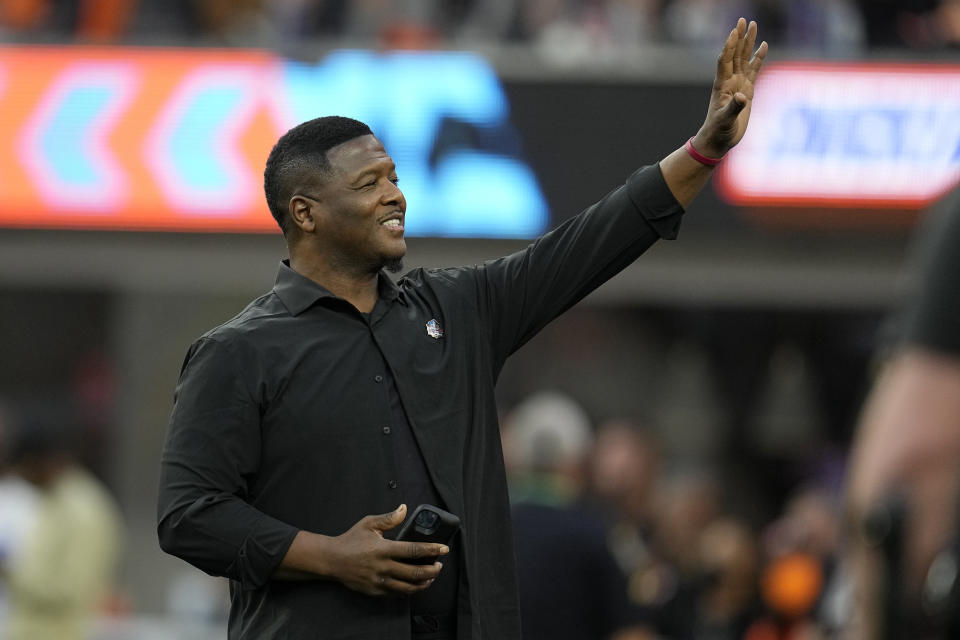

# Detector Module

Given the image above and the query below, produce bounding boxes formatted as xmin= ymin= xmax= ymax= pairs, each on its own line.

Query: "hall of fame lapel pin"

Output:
xmin=426 ymin=319 xmax=444 ymax=339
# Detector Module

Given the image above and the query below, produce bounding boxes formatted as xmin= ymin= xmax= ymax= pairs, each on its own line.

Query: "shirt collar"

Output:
xmin=273 ymin=259 xmax=400 ymax=316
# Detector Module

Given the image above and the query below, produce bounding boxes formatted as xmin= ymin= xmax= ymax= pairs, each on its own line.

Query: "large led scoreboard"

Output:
xmin=0 ymin=47 xmax=548 ymax=236
xmin=1 ymin=48 xmax=958 ymax=236
xmin=717 ymin=62 xmax=960 ymax=210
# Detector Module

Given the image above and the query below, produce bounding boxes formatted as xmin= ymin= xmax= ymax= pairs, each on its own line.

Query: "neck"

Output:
xmin=289 ymin=250 xmax=380 ymax=314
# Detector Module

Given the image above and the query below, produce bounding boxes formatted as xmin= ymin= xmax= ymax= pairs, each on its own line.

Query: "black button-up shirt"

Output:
xmin=157 ymin=164 xmax=684 ymax=639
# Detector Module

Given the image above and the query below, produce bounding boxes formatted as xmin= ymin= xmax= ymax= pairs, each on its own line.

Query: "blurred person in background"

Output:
xmin=0 ymin=406 xmax=39 ymax=629
xmin=653 ymin=469 xmax=724 ymax=577
xmin=503 ymin=392 xmax=653 ymax=640
xmin=695 ymin=517 xmax=765 ymax=640
xmin=156 ymin=19 xmax=767 ymax=640
xmin=664 ymin=0 xmax=753 ymax=48
xmin=613 ymin=465 xmax=764 ymax=640
xmin=0 ymin=403 xmax=124 ymax=640
xmin=587 ymin=421 xmax=664 ymax=618
xmin=639 ymin=468 xmax=726 ymax=637
xmin=853 ymin=0 xmax=960 ymax=48
xmin=845 ymin=184 xmax=960 ymax=639
xmin=748 ymin=485 xmax=843 ymax=639
xmin=0 ymin=0 xmax=135 ymax=42
xmin=779 ymin=0 xmax=864 ymax=54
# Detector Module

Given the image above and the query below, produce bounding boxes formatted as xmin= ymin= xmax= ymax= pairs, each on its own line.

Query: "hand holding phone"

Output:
xmin=396 ymin=504 xmax=460 ymax=564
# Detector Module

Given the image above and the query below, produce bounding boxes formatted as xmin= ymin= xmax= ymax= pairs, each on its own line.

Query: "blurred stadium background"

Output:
xmin=0 ymin=1 xmax=958 ymax=638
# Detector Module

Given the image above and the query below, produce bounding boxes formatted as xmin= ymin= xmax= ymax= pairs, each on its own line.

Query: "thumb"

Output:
xmin=371 ymin=504 xmax=406 ymax=531
xmin=723 ymin=92 xmax=748 ymax=118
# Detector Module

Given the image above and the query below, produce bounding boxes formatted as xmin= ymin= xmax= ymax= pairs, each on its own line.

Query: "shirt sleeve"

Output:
xmin=475 ymin=164 xmax=684 ymax=372
xmin=157 ymin=336 xmax=299 ymax=590
xmin=901 ymin=186 xmax=960 ymax=356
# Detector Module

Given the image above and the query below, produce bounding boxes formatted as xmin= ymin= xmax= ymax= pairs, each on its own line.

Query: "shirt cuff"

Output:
xmin=227 ymin=523 xmax=300 ymax=591
xmin=625 ymin=164 xmax=685 ymax=240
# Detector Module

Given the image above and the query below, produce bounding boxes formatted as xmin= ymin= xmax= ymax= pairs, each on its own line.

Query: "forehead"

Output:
xmin=325 ymin=134 xmax=393 ymax=174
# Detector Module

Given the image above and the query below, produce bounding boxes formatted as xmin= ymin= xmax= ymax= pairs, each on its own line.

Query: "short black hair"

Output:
xmin=263 ymin=116 xmax=373 ymax=236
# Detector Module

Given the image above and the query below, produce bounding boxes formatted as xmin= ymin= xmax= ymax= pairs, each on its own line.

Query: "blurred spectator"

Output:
xmin=503 ymin=391 xmax=652 ymax=640
xmin=782 ymin=0 xmax=864 ymax=54
xmin=750 ymin=485 xmax=844 ymax=638
xmin=185 ymin=0 xmax=268 ymax=44
xmin=696 ymin=518 xmax=764 ymax=639
xmin=653 ymin=468 xmax=723 ymax=575
xmin=0 ymin=0 xmax=136 ymax=42
xmin=855 ymin=0 xmax=957 ymax=48
xmin=0 ymin=0 xmax=884 ymax=53
xmin=933 ymin=0 xmax=960 ymax=45
xmin=764 ymin=486 xmax=841 ymax=562
xmin=0 ymin=404 xmax=124 ymax=640
xmin=640 ymin=469 xmax=726 ymax=638
xmin=340 ymin=0 xmax=477 ymax=48
xmin=0 ymin=0 xmax=48 ymax=31
xmin=588 ymin=421 xmax=662 ymax=582
xmin=0 ymin=406 xmax=39 ymax=627
xmin=663 ymin=0 xmax=752 ymax=49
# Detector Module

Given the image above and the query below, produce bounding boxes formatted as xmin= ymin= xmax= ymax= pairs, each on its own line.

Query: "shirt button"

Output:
xmin=388 ymin=480 xmax=398 ymax=489
xmin=382 ymin=426 xmax=392 ymax=435
xmin=374 ymin=375 xmax=384 ymax=383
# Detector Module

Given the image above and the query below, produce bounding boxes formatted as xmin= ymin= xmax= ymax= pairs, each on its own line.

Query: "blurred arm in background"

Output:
xmin=845 ymin=186 xmax=960 ymax=639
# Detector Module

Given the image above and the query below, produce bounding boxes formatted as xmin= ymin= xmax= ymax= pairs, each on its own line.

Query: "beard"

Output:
xmin=384 ymin=257 xmax=404 ymax=274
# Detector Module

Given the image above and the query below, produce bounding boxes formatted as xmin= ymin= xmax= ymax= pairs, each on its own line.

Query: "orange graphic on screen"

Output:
xmin=0 ymin=47 xmax=285 ymax=232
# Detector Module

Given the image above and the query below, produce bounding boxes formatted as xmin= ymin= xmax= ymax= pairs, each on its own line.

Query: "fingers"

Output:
xmin=376 ymin=560 xmax=444 ymax=595
xmin=742 ymin=20 xmax=757 ymax=58
xmin=716 ymin=18 xmax=755 ymax=81
xmin=733 ymin=19 xmax=750 ymax=75
xmin=716 ymin=26 xmax=738 ymax=80
xmin=750 ymin=40 xmax=769 ymax=77
xmin=400 ymin=540 xmax=450 ymax=562
xmin=369 ymin=504 xmax=406 ymax=532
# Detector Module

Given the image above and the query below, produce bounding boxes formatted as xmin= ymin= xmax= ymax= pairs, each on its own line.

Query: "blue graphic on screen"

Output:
xmin=772 ymin=105 xmax=960 ymax=163
xmin=169 ymin=87 xmax=243 ymax=191
xmin=279 ymin=50 xmax=549 ymax=238
xmin=42 ymin=87 xmax=113 ymax=186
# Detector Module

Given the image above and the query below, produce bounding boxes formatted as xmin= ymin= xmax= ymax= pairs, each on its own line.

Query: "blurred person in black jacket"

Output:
xmin=846 ymin=185 xmax=960 ymax=639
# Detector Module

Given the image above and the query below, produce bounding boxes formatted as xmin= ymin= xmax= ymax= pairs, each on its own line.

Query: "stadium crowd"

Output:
xmin=501 ymin=390 xmax=845 ymax=640
xmin=2 ymin=0 xmax=960 ymax=53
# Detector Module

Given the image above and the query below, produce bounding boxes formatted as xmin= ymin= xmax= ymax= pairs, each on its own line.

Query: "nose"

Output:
xmin=382 ymin=180 xmax=405 ymax=210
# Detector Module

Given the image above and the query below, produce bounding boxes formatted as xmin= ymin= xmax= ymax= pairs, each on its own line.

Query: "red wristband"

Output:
xmin=685 ymin=137 xmax=723 ymax=167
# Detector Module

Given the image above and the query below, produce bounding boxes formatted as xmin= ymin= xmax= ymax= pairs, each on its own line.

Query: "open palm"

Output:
xmin=697 ymin=19 xmax=768 ymax=156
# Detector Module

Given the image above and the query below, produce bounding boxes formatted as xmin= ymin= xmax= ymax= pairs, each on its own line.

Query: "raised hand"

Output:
xmin=692 ymin=18 xmax=768 ymax=158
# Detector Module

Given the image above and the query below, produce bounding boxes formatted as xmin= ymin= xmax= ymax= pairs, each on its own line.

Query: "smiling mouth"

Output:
xmin=381 ymin=218 xmax=402 ymax=229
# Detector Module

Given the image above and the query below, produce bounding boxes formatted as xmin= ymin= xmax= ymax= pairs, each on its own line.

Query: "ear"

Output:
xmin=288 ymin=195 xmax=317 ymax=234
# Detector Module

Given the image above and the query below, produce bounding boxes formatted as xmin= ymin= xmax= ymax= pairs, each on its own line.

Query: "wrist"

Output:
xmin=280 ymin=530 xmax=336 ymax=579
xmin=685 ymin=136 xmax=724 ymax=167
xmin=309 ymin=533 xmax=339 ymax=579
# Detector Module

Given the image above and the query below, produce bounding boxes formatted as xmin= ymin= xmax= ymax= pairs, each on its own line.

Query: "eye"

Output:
xmin=390 ymin=177 xmax=400 ymax=186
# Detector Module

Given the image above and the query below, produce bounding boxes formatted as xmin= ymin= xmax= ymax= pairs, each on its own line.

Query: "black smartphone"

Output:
xmin=396 ymin=504 xmax=460 ymax=564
